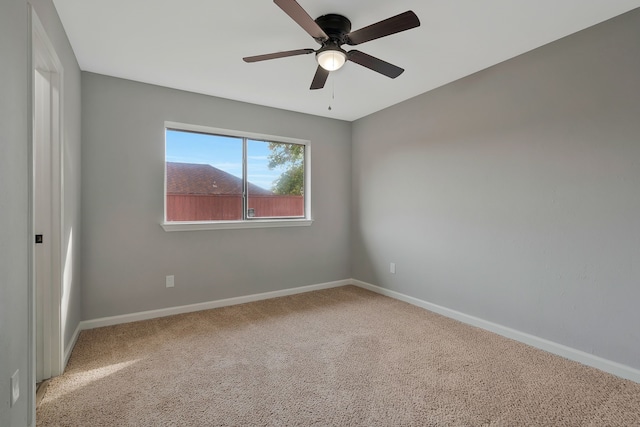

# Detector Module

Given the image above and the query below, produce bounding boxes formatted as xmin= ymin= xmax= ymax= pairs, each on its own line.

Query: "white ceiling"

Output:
xmin=53 ymin=0 xmax=640 ymax=121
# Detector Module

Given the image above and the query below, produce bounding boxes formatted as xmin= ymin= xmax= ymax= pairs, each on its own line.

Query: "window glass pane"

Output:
xmin=166 ymin=129 xmax=243 ymax=221
xmin=247 ymin=139 xmax=304 ymax=218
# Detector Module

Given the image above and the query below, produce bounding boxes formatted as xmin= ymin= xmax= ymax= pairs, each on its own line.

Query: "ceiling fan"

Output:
xmin=243 ymin=0 xmax=421 ymax=90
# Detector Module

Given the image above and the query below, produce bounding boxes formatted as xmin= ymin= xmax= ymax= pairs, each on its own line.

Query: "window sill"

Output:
xmin=161 ymin=219 xmax=313 ymax=232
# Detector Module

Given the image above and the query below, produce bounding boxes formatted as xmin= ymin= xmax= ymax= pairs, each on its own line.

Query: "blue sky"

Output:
xmin=165 ymin=129 xmax=285 ymax=190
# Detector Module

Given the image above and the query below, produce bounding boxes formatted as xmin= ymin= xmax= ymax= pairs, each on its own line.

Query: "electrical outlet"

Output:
xmin=390 ymin=262 xmax=396 ymax=274
xmin=10 ymin=369 xmax=19 ymax=407
xmin=166 ymin=275 xmax=175 ymax=288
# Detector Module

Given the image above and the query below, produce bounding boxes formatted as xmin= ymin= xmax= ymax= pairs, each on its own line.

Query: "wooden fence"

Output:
xmin=166 ymin=194 xmax=304 ymax=221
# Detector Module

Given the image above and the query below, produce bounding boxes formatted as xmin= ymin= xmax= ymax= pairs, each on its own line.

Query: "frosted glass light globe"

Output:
xmin=316 ymin=49 xmax=347 ymax=71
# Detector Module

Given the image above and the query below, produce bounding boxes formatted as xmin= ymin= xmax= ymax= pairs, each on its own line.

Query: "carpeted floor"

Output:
xmin=37 ymin=286 xmax=640 ymax=426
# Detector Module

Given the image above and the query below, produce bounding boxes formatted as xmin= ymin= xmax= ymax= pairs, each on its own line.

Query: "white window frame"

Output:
xmin=161 ymin=121 xmax=312 ymax=231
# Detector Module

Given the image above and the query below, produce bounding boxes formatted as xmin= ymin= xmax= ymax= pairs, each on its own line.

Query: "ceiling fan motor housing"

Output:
xmin=314 ymin=14 xmax=352 ymax=45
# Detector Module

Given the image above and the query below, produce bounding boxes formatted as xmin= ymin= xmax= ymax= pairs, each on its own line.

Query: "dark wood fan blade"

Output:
xmin=310 ymin=66 xmax=329 ymax=90
xmin=243 ymin=48 xmax=315 ymax=63
xmin=347 ymin=50 xmax=404 ymax=78
xmin=274 ymin=0 xmax=328 ymax=41
xmin=346 ymin=11 xmax=420 ymax=46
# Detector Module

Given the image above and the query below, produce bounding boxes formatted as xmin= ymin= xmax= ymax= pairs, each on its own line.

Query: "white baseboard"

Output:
xmin=64 ymin=323 xmax=82 ymax=369
xmin=351 ymin=279 xmax=640 ymax=384
xmin=73 ymin=277 xmax=640 ymax=384
xmin=80 ymin=279 xmax=350 ymax=330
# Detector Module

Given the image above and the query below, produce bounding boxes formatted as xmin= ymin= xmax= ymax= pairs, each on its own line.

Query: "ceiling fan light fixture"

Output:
xmin=316 ymin=49 xmax=347 ymax=71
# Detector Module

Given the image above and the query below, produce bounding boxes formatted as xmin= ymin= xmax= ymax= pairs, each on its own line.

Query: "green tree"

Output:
xmin=268 ymin=142 xmax=304 ymax=195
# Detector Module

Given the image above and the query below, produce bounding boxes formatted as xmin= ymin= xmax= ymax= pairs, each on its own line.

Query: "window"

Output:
xmin=162 ymin=122 xmax=311 ymax=231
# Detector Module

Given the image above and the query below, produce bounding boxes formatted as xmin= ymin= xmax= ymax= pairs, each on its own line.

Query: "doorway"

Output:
xmin=31 ymin=9 xmax=64 ymax=385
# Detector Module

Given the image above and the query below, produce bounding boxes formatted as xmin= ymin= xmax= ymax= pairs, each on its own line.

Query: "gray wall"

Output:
xmin=81 ymin=73 xmax=351 ymax=319
xmin=0 ymin=1 xmax=30 ymax=425
xmin=352 ymin=9 xmax=640 ymax=370
xmin=0 ymin=1 xmax=82 ymax=425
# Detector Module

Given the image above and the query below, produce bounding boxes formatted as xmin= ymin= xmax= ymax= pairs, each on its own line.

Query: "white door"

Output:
xmin=32 ymin=11 xmax=63 ymax=383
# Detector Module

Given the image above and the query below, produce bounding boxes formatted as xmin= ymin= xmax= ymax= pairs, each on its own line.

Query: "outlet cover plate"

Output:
xmin=166 ymin=275 xmax=175 ymax=288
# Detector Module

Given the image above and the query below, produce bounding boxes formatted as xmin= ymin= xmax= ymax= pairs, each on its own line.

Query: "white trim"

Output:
xmin=68 ymin=278 xmax=640 ymax=385
xmin=80 ymin=279 xmax=350 ymax=330
xmin=27 ymin=6 xmax=35 ymax=425
xmin=352 ymin=279 xmax=640 ymax=384
xmin=64 ymin=323 xmax=82 ymax=368
xmin=304 ymin=144 xmax=311 ymax=220
xmin=161 ymin=218 xmax=313 ymax=232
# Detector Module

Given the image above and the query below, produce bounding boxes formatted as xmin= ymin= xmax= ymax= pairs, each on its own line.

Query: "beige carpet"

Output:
xmin=38 ymin=286 xmax=640 ymax=426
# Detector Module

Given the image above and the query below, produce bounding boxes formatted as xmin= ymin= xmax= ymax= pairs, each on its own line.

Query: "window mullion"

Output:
xmin=242 ymin=137 xmax=248 ymax=220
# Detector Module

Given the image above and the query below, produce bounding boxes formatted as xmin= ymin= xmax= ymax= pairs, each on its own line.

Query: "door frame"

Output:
xmin=29 ymin=2 xmax=64 ymax=396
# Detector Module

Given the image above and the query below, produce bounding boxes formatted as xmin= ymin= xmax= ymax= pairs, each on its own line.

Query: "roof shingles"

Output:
xmin=166 ymin=162 xmax=272 ymax=196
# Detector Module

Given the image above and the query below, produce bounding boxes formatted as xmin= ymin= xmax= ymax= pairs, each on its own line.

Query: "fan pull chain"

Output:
xmin=328 ymin=80 xmax=335 ymax=111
